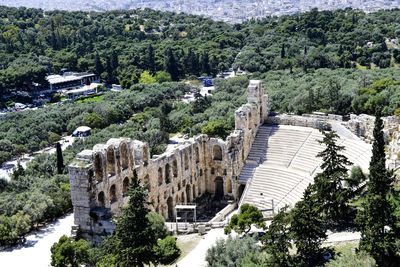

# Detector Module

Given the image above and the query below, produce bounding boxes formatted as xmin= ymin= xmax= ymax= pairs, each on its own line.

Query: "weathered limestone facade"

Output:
xmin=68 ymin=80 xmax=270 ymax=242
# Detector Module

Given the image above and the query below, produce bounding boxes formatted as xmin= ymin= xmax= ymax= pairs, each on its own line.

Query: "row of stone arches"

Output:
xmin=97 ymin=177 xmax=130 ymax=207
xmin=94 ymin=143 xmax=131 ymax=182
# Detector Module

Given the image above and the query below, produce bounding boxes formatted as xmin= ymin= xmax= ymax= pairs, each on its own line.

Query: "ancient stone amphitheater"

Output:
xmin=68 ymin=80 xmax=372 ymax=242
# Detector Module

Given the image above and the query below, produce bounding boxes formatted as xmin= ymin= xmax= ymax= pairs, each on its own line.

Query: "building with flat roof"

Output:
xmin=46 ymin=72 xmax=100 ymax=91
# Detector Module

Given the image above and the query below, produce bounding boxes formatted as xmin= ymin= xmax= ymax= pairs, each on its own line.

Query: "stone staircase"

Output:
xmin=238 ymin=125 xmax=271 ymax=184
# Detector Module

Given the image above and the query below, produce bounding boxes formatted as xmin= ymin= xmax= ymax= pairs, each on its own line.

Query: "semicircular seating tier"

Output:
xmin=239 ymin=125 xmax=372 ymax=215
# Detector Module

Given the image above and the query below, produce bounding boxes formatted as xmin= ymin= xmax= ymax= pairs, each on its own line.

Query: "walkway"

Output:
xmin=0 ymin=213 xmax=74 ymax=267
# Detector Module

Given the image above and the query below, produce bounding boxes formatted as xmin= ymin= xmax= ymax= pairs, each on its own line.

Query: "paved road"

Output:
xmin=0 ymin=213 xmax=74 ymax=267
xmin=0 ymin=136 xmax=75 ymax=181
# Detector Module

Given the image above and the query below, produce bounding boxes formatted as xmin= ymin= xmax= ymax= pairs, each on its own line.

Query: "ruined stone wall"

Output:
xmin=68 ymin=80 xmax=269 ymax=243
xmin=266 ymin=114 xmax=331 ymax=130
xmin=345 ymin=114 xmax=400 ymax=142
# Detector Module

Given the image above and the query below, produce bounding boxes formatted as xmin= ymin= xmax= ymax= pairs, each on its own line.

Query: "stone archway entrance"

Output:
xmin=186 ymin=185 xmax=191 ymax=203
xmin=167 ymin=197 xmax=174 ymax=220
xmin=214 ymin=177 xmax=224 ymax=199
xmin=238 ymin=184 xmax=245 ymax=199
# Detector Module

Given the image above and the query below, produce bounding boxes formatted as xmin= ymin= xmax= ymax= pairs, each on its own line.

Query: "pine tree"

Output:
xmin=146 ymin=44 xmax=156 ymax=74
xmin=357 ymin=112 xmax=399 ymax=265
xmin=103 ymin=170 xmax=157 ymax=266
xmin=200 ymin=50 xmax=211 ymax=75
xmin=56 ymin=142 xmax=64 ymax=175
xmin=313 ymin=130 xmax=352 ymax=223
xmin=291 ymin=186 xmax=327 ymax=264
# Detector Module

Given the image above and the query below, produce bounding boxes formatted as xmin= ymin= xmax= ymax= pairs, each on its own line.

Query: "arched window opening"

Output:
xmin=98 ymin=191 xmax=105 ymax=207
xmin=175 ymin=195 xmax=179 ymax=205
xmin=165 ymin=163 xmax=171 ymax=184
xmin=181 ymin=192 xmax=186 ymax=204
xmin=158 ymin=167 xmax=163 ymax=186
xmin=186 ymin=185 xmax=192 ymax=203
xmin=120 ymin=143 xmax=129 ymax=169
xmin=195 ymin=147 xmax=200 ymax=163
xmin=107 ymin=148 xmax=116 ymax=177
xmin=248 ymin=111 xmax=252 ymax=128
xmin=213 ymin=145 xmax=222 ymax=161
xmin=123 ymin=177 xmax=129 ymax=195
xmin=192 ymin=184 xmax=196 ymax=200
xmin=143 ymin=175 xmax=150 ymax=192
xmin=167 ymin=197 xmax=174 ymax=220
xmin=226 ymin=178 xmax=232 ymax=194
xmin=214 ymin=177 xmax=224 ymax=200
xmin=142 ymin=147 xmax=149 ymax=166
xmin=94 ymin=154 xmax=103 ymax=181
xmin=184 ymin=153 xmax=189 ymax=170
xmin=172 ymin=159 xmax=178 ymax=177
xmin=110 ymin=185 xmax=117 ymax=203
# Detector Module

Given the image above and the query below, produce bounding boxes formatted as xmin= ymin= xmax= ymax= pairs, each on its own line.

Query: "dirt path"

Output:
xmin=0 ymin=213 xmax=74 ymax=267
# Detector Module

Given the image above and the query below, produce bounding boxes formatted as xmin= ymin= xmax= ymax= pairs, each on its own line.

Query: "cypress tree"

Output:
xmin=164 ymin=48 xmax=179 ymax=81
xmin=291 ymin=186 xmax=327 ymax=264
xmin=56 ymin=142 xmax=64 ymax=175
xmin=357 ymin=112 xmax=399 ymax=265
xmin=94 ymin=52 xmax=103 ymax=75
xmin=313 ymin=130 xmax=352 ymax=223
xmin=103 ymin=170 xmax=157 ymax=266
xmin=281 ymin=43 xmax=286 ymax=58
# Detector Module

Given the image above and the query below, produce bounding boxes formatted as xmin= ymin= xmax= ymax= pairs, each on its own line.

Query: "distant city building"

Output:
xmin=46 ymin=72 xmax=100 ymax=91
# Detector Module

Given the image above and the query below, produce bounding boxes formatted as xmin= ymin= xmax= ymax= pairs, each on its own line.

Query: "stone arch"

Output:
xmin=94 ymin=154 xmax=103 ymax=181
xmin=122 ymin=177 xmax=129 ymax=194
xmin=158 ymin=167 xmax=163 ymax=185
xmin=142 ymin=146 xmax=149 ymax=166
xmin=143 ymin=174 xmax=150 ymax=192
xmin=198 ymin=181 xmax=202 ymax=195
xmin=175 ymin=194 xmax=179 ymax=205
xmin=186 ymin=184 xmax=192 ymax=203
xmin=107 ymin=148 xmax=116 ymax=177
xmin=172 ymin=159 xmax=178 ymax=177
xmin=192 ymin=184 xmax=196 ymax=199
xmin=98 ymin=191 xmax=105 ymax=207
xmin=110 ymin=184 xmax=117 ymax=203
xmin=226 ymin=178 xmax=232 ymax=194
xmin=248 ymin=111 xmax=252 ymax=128
xmin=195 ymin=146 xmax=200 ymax=163
xmin=238 ymin=184 xmax=245 ymax=199
xmin=181 ymin=192 xmax=186 ymax=204
xmin=167 ymin=197 xmax=174 ymax=220
xmin=184 ymin=153 xmax=189 ymax=170
xmin=120 ymin=143 xmax=129 ymax=169
xmin=165 ymin=163 xmax=171 ymax=184
xmin=213 ymin=145 xmax=222 ymax=161
xmin=214 ymin=177 xmax=224 ymax=199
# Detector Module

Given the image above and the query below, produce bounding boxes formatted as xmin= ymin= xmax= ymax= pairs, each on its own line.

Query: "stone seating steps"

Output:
xmin=240 ymin=125 xmax=373 ymax=215
xmin=238 ymin=125 xmax=272 ymax=183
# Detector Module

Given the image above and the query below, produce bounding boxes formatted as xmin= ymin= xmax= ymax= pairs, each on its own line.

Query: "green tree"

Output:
xmin=85 ymin=113 xmax=105 ymax=129
xmin=147 ymin=212 xmax=168 ymax=240
xmin=101 ymin=170 xmax=157 ymax=266
xmin=356 ymin=113 xmax=399 ymax=265
xmin=290 ymin=186 xmax=327 ymax=264
xmin=153 ymin=236 xmax=180 ymax=265
xmin=206 ymin=235 xmax=261 ymax=267
xmin=164 ymin=48 xmax=179 ymax=81
xmin=224 ymin=203 xmax=265 ymax=235
xmin=155 ymin=71 xmax=172 ymax=83
xmin=139 ymin=71 xmax=156 ymax=84
xmin=50 ymin=235 xmax=90 ymax=267
xmin=56 ymin=142 xmax=64 ymax=175
xmin=313 ymin=130 xmax=352 ymax=223
xmin=262 ymin=206 xmax=293 ymax=266
xmin=201 ymin=120 xmax=231 ymax=139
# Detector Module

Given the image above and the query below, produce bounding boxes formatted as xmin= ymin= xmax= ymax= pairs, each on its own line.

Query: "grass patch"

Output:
xmin=76 ymin=95 xmax=104 ymax=103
